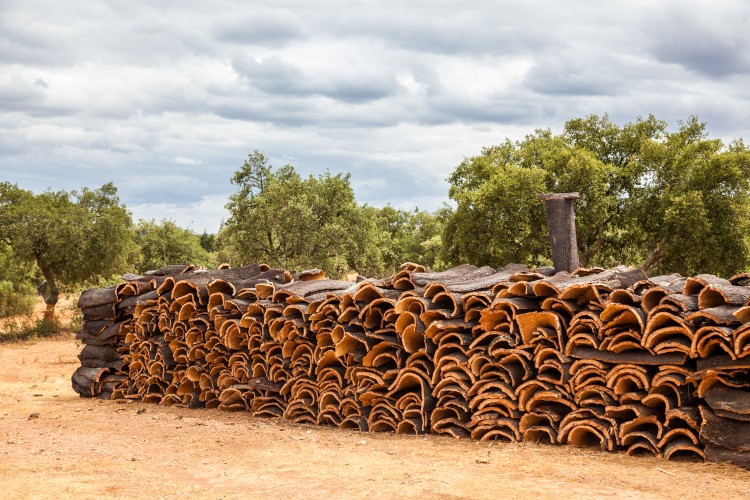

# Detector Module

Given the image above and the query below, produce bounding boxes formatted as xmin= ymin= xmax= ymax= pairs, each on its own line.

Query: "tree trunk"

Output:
xmin=38 ymin=260 xmax=59 ymax=323
xmin=580 ymin=225 xmax=607 ymax=268
xmin=641 ymin=245 xmax=664 ymax=273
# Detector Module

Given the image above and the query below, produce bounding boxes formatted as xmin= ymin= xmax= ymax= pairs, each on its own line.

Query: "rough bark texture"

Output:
xmin=538 ymin=193 xmax=580 ymax=273
xmin=38 ymin=261 xmax=59 ymax=323
xmin=71 ymin=262 xmax=750 ymax=469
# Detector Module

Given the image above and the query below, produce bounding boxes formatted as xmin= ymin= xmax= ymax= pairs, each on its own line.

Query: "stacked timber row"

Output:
xmin=72 ymin=263 xmax=296 ymax=399
xmin=73 ymin=281 xmax=126 ymax=399
xmin=72 ymin=263 xmax=750 ymax=468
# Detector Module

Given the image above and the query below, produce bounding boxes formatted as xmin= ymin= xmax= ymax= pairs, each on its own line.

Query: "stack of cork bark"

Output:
xmin=73 ymin=284 xmax=126 ymax=399
xmin=72 ymin=263 xmax=750 ymax=468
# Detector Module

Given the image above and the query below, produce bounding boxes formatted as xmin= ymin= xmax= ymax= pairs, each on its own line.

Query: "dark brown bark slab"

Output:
xmin=82 ymin=302 xmax=117 ymax=321
xmin=77 ymin=286 xmax=117 ymax=309
xmin=704 ymin=385 xmax=750 ymax=419
xmin=569 ymin=347 xmax=688 ymax=366
xmin=699 ymin=405 xmax=750 ymax=451
xmin=699 ymin=284 xmax=750 ymax=309
xmin=696 ymin=355 xmax=750 ymax=371
xmin=704 ymin=445 xmax=750 ymax=469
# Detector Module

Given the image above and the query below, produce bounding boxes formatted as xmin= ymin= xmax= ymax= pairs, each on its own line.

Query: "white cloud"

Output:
xmin=129 ymin=194 xmax=230 ymax=233
xmin=174 ymin=156 xmax=202 ymax=165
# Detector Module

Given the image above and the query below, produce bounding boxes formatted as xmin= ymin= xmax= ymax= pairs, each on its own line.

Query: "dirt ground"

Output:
xmin=0 ymin=335 xmax=748 ymax=500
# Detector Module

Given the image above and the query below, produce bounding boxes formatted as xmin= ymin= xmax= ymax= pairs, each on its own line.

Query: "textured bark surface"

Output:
xmin=538 ymin=193 xmax=580 ymax=273
xmin=699 ymin=405 xmax=750 ymax=451
xmin=71 ymin=263 xmax=750 ymax=469
xmin=704 ymin=386 xmax=750 ymax=419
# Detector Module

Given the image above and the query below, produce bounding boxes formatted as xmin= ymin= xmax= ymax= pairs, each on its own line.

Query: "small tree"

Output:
xmin=199 ymin=231 xmax=217 ymax=252
xmin=134 ymin=219 xmax=216 ymax=272
xmin=0 ymin=182 xmax=136 ymax=322
xmin=0 ymin=243 xmax=37 ymax=318
xmin=375 ymin=205 xmax=450 ymax=273
xmin=222 ymin=151 xmax=386 ymax=277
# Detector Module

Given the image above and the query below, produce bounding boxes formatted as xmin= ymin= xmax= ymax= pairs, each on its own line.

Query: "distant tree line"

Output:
xmin=1 ymin=115 xmax=749 ymax=322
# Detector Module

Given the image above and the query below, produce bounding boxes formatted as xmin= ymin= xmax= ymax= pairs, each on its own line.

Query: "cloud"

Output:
xmin=0 ymin=76 xmax=46 ymax=107
xmin=525 ymin=52 xmax=628 ymax=97
xmin=231 ymin=53 xmax=400 ymax=103
xmin=129 ymin=194 xmax=230 ymax=233
xmin=316 ymin=2 xmax=557 ymax=57
xmin=643 ymin=2 xmax=750 ymax=77
xmin=0 ymin=75 xmax=80 ymax=117
xmin=212 ymin=9 xmax=309 ymax=46
xmin=174 ymin=156 xmax=203 ymax=165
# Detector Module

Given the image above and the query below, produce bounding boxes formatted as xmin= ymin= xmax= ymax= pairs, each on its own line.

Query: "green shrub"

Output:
xmin=0 ymin=317 xmax=62 ymax=344
xmin=0 ymin=280 xmax=36 ymax=318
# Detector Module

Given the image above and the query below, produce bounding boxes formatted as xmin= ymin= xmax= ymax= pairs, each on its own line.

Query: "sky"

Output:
xmin=1 ymin=0 xmax=749 ymax=233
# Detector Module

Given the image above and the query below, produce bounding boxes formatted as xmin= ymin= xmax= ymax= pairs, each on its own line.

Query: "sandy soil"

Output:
xmin=0 ymin=335 xmax=748 ymax=500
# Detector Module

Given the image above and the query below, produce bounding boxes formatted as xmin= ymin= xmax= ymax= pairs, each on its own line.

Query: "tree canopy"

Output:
xmin=221 ymin=151 xmax=387 ymax=277
xmin=444 ymin=115 xmax=750 ymax=277
xmin=374 ymin=205 xmax=449 ymax=272
xmin=134 ymin=219 xmax=217 ymax=273
xmin=0 ymin=182 xmax=135 ymax=321
xmin=0 ymin=243 xmax=37 ymax=318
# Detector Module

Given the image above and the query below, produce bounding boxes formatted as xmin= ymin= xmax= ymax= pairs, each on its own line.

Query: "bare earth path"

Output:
xmin=0 ymin=335 xmax=748 ymax=499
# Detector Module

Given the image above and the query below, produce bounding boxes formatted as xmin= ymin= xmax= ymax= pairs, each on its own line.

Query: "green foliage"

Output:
xmin=222 ymin=151 xmax=387 ymax=278
xmin=134 ymin=219 xmax=217 ymax=272
xmin=0 ymin=244 xmax=37 ymax=318
xmin=445 ymin=159 xmax=548 ymax=267
xmin=0 ymin=182 xmax=136 ymax=319
xmin=0 ymin=317 xmax=64 ymax=344
xmin=633 ymin=119 xmax=750 ymax=276
xmin=199 ymin=231 xmax=217 ymax=253
xmin=374 ymin=205 xmax=450 ymax=273
xmin=0 ymin=280 xmax=35 ymax=318
xmin=445 ymin=115 xmax=750 ymax=277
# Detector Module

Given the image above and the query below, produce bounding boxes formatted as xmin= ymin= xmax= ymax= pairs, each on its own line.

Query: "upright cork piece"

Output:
xmin=538 ymin=192 xmax=580 ymax=273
